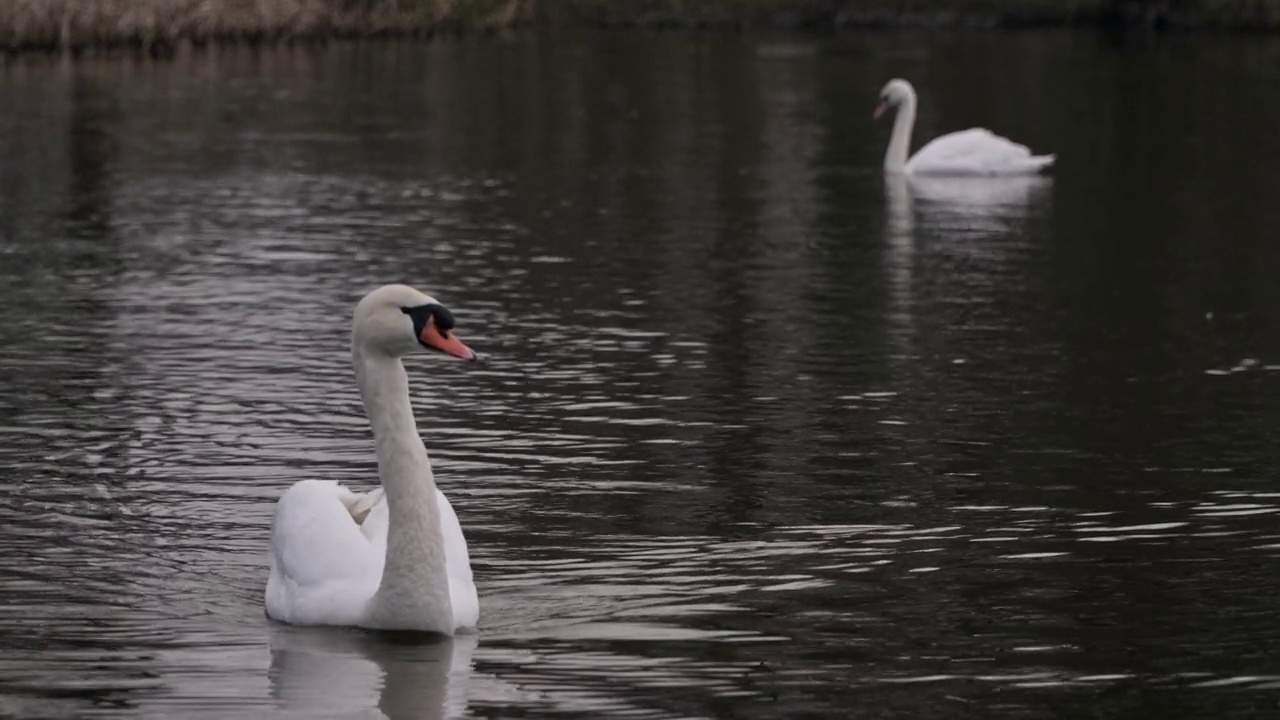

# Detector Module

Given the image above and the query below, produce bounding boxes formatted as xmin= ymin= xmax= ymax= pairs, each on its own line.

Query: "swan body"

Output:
xmin=265 ymin=284 xmax=480 ymax=634
xmin=874 ymin=78 xmax=1055 ymax=176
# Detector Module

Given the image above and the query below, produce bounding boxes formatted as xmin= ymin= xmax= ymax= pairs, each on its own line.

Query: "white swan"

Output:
xmin=874 ymin=78 xmax=1055 ymax=176
xmin=265 ymin=284 xmax=480 ymax=634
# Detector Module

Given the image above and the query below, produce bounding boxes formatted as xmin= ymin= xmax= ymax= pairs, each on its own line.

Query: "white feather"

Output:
xmin=907 ymin=128 xmax=1056 ymax=176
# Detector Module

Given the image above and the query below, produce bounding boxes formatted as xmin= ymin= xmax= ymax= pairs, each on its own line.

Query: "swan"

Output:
xmin=874 ymin=78 xmax=1055 ymax=176
xmin=265 ymin=284 xmax=480 ymax=634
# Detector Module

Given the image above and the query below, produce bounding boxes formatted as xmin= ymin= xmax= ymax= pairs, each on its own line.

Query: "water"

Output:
xmin=1 ymin=30 xmax=1278 ymax=719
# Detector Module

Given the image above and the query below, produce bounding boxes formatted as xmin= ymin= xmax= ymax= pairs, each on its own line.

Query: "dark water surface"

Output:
xmin=1 ymin=30 xmax=1278 ymax=719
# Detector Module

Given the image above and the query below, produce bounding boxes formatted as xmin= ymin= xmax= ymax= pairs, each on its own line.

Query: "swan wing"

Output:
xmin=346 ymin=486 xmax=388 ymax=542
xmin=327 ymin=484 xmax=478 ymax=632
xmin=266 ymin=480 xmax=383 ymax=626
xmin=343 ymin=486 xmax=385 ymax=527
xmin=907 ymin=128 xmax=1054 ymax=176
xmin=437 ymin=489 xmax=480 ymax=631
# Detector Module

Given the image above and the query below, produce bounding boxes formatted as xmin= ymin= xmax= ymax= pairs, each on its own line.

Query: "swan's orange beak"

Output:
xmin=873 ymin=100 xmax=889 ymax=120
xmin=421 ymin=316 xmax=477 ymax=361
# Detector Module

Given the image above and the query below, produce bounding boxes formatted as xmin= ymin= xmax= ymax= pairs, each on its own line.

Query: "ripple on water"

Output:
xmin=2 ymin=38 xmax=1279 ymax=719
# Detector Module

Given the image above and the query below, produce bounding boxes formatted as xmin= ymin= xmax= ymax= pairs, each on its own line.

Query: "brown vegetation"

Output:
xmin=569 ymin=0 xmax=1280 ymax=31
xmin=0 ymin=0 xmax=536 ymax=55
xmin=2 ymin=0 xmax=1280 ymax=56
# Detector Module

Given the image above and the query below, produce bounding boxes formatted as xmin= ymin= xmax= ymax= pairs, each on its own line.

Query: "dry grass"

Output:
xmin=2 ymin=0 xmax=1279 ymax=54
xmin=561 ymin=0 xmax=1280 ymax=30
xmin=559 ymin=0 xmax=1087 ymax=29
xmin=0 ymin=0 xmax=536 ymax=53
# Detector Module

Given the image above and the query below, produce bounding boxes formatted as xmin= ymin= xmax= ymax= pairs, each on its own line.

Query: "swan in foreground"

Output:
xmin=874 ymin=78 xmax=1055 ymax=176
xmin=266 ymin=284 xmax=479 ymax=634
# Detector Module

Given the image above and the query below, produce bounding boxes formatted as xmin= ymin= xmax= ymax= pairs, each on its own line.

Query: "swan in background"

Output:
xmin=265 ymin=284 xmax=480 ymax=634
xmin=874 ymin=78 xmax=1055 ymax=176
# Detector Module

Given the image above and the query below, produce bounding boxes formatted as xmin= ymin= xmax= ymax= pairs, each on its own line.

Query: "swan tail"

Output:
xmin=1027 ymin=153 xmax=1055 ymax=173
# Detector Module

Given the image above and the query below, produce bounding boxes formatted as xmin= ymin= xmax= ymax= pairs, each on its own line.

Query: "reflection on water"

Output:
xmin=882 ymin=171 xmax=1055 ymax=392
xmin=885 ymin=173 xmax=1054 ymax=235
xmin=268 ymin=629 xmax=478 ymax=720
xmin=1 ymin=31 xmax=1279 ymax=720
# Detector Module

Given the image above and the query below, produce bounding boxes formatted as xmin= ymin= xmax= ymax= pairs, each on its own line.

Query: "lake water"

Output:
xmin=1 ymin=29 xmax=1278 ymax=719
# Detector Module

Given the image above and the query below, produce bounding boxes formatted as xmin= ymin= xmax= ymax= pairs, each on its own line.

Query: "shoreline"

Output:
xmin=3 ymin=1 xmax=1280 ymax=58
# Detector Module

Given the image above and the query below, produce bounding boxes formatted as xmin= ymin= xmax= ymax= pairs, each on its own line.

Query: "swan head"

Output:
xmin=352 ymin=284 xmax=477 ymax=361
xmin=874 ymin=78 xmax=915 ymax=120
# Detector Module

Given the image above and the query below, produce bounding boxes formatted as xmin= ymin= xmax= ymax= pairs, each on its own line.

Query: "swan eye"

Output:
xmin=399 ymin=302 xmax=474 ymax=360
xmin=431 ymin=306 xmax=456 ymax=335
xmin=401 ymin=303 xmax=456 ymax=338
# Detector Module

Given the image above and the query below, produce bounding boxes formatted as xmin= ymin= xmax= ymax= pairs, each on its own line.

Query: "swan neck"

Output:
xmin=885 ymin=90 xmax=917 ymax=174
xmin=353 ymin=347 xmax=454 ymax=632
xmin=355 ymin=349 xmax=418 ymax=449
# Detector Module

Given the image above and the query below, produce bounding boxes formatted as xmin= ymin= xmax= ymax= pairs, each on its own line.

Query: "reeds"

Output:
xmin=565 ymin=0 xmax=1280 ymax=31
xmin=2 ymin=0 xmax=1279 ymax=55
xmin=0 ymin=0 xmax=535 ymax=54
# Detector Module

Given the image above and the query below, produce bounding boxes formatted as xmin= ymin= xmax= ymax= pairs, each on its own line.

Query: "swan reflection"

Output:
xmin=268 ymin=625 xmax=477 ymax=720
xmin=882 ymin=173 xmax=1054 ymax=364
xmin=886 ymin=173 xmax=1053 ymax=237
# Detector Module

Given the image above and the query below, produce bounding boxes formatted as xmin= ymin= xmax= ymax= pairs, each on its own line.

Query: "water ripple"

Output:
xmin=2 ymin=37 xmax=1279 ymax=720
